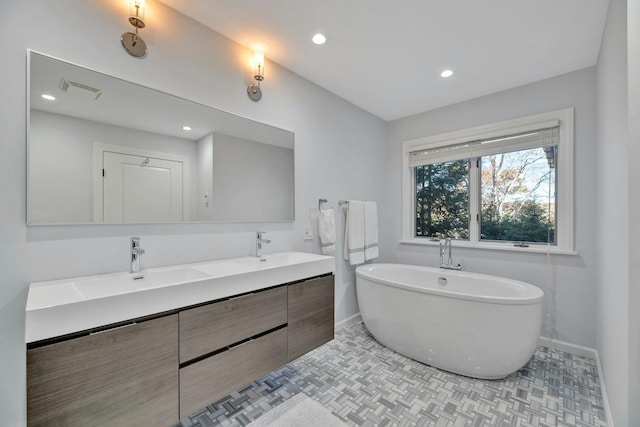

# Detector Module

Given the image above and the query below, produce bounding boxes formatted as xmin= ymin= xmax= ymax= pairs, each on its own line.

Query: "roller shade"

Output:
xmin=409 ymin=124 xmax=559 ymax=167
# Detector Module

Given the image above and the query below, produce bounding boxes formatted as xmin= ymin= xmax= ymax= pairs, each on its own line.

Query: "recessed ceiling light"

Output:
xmin=312 ymin=33 xmax=326 ymax=45
xmin=182 ymin=126 xmax=191 ymax=131
xmin=441 ymin=69 xmax=454 ymax=78
xmin=41 ymin=94 xmax=56 ymax=101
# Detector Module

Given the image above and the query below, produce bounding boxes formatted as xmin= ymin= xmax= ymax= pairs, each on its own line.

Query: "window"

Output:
xmin=415 ymin=160 xmax=470 ymax=239
xmin=480 ymin=146 xmax=556 ymax=244
xmin=401 ymin=109 xmax=574 ymax=252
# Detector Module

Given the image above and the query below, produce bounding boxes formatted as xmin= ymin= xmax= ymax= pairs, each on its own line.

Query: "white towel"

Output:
xmin=364 ymin=201 xmax=379 ymax=261
xmin=343 ymin=200 xmax=365 ymax=265
xmin=319 ymin=208 xmax=336 ymax=255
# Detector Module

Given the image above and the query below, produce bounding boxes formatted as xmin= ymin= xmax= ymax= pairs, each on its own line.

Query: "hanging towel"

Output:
xmin=343 ymin=200 xmax=365 ymax=265
xmin=364 ymin=201 xmax=379 ymax=261
xmin=319 ymin=208 xmax=336 ymax=255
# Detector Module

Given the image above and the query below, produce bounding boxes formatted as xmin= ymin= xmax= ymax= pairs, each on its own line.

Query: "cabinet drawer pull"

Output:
xmin=229 ymin=292 xmax=255 ymax=301
xmin=228 ymin=338 xmax=254 ymax=349
xmin=90 ymin=322 xmax=137 ymax=335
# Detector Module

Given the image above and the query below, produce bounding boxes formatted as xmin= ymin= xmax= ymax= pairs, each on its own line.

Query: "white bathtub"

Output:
xmin=355 ymin=264 xmax=544 ymax=379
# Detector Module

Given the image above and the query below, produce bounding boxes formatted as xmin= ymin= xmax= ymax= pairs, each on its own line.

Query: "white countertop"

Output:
xmin=26 ymin=251 xmax=335 ymax=343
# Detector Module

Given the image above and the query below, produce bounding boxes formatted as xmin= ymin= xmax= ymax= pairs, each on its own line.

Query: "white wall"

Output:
xmin=383 ymin=68 xmax=598 ymax=348
xmin=29 ymin=110 xmax=199 ymax=223
xmin=596 ymin=0 xmax=630 ymax=425
xmin=0 ymin=1 xmax=387 ymax=425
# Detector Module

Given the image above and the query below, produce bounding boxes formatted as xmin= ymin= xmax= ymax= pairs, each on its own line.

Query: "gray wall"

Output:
xmin=0 ymin=1 xmax=386 ymax=425
xmin=383 ymin=68 xmax=598 ymax=348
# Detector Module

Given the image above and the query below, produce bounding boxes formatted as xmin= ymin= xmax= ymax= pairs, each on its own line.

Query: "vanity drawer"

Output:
xmin=179 ymin=286 xmax=287 ymax=362
xmin=179 ymin=327 xmax=287 ymax=418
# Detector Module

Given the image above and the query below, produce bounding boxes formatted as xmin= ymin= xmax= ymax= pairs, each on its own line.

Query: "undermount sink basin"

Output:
xmin=26 ymin=267 xmax=215 ymax=311
xmin=232 ymin=252 xmax=327 ymax=269
xmin=72 ymin=268 xmax=213 ymax=300
xmin=26 ymin=251 xmax=334 ymax=343
xmin=191 ymin=262 xmax=253 ymax=277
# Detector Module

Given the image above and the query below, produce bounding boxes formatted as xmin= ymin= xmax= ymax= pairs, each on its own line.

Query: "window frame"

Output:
xmin=401 ymin=108 xmax=575 ymax=254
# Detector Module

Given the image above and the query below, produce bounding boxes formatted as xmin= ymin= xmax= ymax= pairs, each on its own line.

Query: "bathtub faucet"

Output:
xmin=439 ymin=238 xmax=462 ymax=271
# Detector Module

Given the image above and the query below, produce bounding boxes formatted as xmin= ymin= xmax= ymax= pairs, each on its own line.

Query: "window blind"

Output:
xmin=409 ymin=124 xmax=559 ymax=167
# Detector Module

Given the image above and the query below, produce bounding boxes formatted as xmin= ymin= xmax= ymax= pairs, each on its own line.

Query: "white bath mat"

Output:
xmin=246 ymin=394 xmax=347 ymax=427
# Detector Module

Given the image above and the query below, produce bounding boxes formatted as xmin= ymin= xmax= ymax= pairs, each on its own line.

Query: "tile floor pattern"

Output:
xmin=180 ymin=322 xmax=607 ymax=427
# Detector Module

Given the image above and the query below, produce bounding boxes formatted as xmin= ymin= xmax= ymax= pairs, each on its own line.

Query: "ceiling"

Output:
xmin=159 ymin=0 xmax=610 ymax=122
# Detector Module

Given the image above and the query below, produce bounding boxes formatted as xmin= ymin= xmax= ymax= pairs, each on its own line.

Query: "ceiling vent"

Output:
xmin=59 ymin=78 xmax=103 ymax=100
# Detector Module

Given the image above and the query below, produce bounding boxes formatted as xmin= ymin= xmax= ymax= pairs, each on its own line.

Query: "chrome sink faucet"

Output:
xmin=439 ymin=238 xmax=462 ymax=271
xmin=255 ymin=231 xmax=271 ymax=258
xmin=130 ymin=237 xmax=146 ymax=279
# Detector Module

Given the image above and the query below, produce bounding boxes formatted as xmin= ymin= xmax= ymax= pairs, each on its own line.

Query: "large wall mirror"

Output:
xmin=27 ymin=52 xmax=295 ymax=225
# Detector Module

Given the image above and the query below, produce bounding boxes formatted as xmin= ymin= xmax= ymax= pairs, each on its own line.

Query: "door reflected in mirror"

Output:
xmin=28 ymin=52 xmax=294 ymax=224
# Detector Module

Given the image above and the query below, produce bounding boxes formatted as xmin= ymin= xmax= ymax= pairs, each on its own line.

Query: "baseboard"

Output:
xmin=537 ymin=337 xmax=613 ymax=426
xmin=335 ymin=313 xmax=362 ymax=331
xmin=537 ymin=336 xmax=597 ymax=359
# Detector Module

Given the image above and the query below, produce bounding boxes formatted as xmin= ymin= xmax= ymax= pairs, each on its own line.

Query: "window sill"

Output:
xmin=399 ymin=239 xmax=578 ymax=256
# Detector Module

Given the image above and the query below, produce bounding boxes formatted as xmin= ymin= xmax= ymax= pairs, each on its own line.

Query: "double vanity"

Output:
xmin=25 ymin=251 xmax=335 ymax=426
xmin=25 ymin=51 xmax=319 ymax=426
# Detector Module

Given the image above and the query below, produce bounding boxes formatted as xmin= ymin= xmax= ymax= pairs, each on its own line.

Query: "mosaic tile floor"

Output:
xmin=180 ymin=322 xmax=607 ymax=427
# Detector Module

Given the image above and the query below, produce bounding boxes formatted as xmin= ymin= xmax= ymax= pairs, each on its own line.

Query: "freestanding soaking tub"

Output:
xmin=355 ymin=264 xmax=544 ymax=379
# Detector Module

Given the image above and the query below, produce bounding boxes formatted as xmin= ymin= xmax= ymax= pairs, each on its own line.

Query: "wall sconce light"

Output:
xmin=247 ymin=49 xmax=265 ymax=101
xmin=121 ymin=0 xmax=147 ymax=58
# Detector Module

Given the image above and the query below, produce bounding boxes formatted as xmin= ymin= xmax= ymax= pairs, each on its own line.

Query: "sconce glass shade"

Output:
xmin=248 ymin=49 xmax=265 ymax=101
xmin=129 ymin=0 xmax=146 ymax=28
xmin=254 ymin=50 xmax=265 ymax=81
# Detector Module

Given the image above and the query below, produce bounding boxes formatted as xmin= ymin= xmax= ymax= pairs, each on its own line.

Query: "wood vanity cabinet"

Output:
xmin=26 ymin=314 xmax=178 ymax=427
xmin=26 ymin=273 xmax=335 ymax=424
xmin=287 ymin=274 xmax=335 ymax=361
